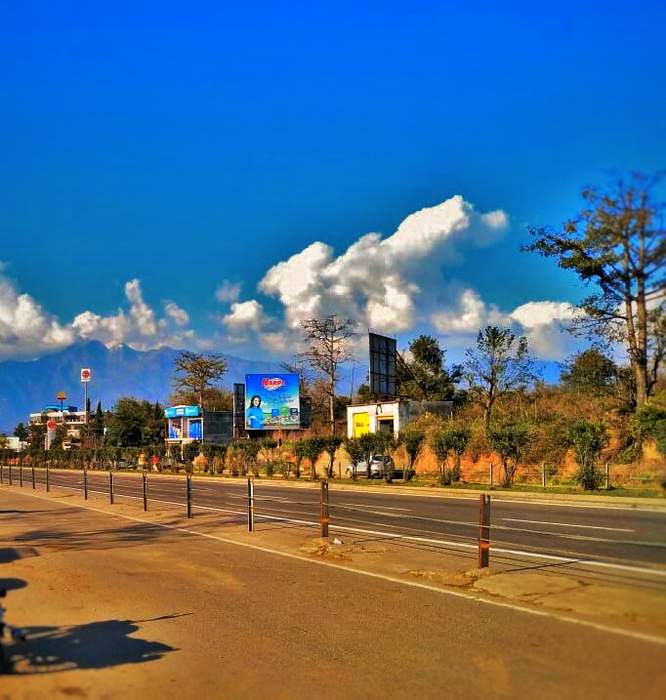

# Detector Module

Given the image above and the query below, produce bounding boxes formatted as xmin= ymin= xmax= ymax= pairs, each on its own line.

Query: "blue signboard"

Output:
xmin=165 ymin=405 xmax=200 ymax=418
xmin=245 ymin=374 xmax=300 ymax=430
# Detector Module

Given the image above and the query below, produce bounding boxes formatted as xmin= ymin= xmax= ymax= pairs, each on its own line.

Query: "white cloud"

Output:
xmin=433 ymin=290 xmax=579 ymax=360
xmin=222 ymin=300 xmax=268 ymax=332
xmin=432 ymin=289 xmax=507 ymax=334
xmin=0 ymin=269 xmax=195 ymax=359
xmin=215 ymin=280 xmax=242 ymax=304
xmin=255 ymin=195 xmax=510 ymax=335
xmin=510 ymin=301 xmax=577 ymax=359
xmin=164 ymin=301 xmax=189 ymax=326
xmin=0 ymin=274 xmax=75 ymax=359
xmin=71 ymin=279 xmax=194 ymax=350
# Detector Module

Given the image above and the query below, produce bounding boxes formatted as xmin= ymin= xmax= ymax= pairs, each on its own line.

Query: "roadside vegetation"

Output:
xmin=2 ymin=174 xmax=665 ymax=495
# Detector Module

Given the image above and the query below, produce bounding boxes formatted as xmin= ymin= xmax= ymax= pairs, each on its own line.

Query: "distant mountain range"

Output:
xmin=0 ymin=341 xmax=563 ymax=434
xmin=0 ymin=341 xmax=282 ymax=432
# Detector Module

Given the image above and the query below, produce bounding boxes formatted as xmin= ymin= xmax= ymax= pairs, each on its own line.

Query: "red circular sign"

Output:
xmin=47 ymin=420 xmax=57 ymax=431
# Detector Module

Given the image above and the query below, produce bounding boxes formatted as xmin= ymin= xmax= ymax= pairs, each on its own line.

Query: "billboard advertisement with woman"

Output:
xmin=245 ymin=374 xmax=301 ymax=430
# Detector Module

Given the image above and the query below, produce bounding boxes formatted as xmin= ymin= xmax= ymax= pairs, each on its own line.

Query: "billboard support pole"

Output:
xmin=247 ymin=478 xmax=255 ymax=532
xmin=320 ymin=480 xmax=329 ymax=538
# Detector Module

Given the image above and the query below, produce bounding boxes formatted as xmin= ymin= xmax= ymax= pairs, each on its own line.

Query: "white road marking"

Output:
xmin=3 ymin=486 xmax=665 ymax=648
xmin=342 ymin=503 xmax=412 ymax=511
xmin=503 ymin=518 xmax=635 ymax=533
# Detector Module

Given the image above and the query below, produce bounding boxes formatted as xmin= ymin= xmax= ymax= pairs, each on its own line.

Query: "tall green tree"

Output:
xmin=173 ymin=351 xmax=228 ymax=410
xmin=560 ymin=348 xmax=618 ymax=396
xmin=13 ymin=422 xmax=29 ymax=441
xmin=525 ymin=173 xmax=665 ymax=408
xmin=91 ymin=401 xmax=105 ymax=439
xmin=465 ymin=326 xmax=535 ymax=430
xmin=106 ymin=398 xmax=161 ymax=447
xmin=398 ymin=335 xmax=462 ymax=400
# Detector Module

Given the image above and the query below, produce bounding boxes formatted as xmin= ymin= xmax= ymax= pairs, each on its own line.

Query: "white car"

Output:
xmin=345 ymin=455 xmax=394 ymax=479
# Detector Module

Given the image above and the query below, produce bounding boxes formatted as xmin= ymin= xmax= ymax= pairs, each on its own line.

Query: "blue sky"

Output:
xmin=1 ymin=1 xmax=664 ymax=364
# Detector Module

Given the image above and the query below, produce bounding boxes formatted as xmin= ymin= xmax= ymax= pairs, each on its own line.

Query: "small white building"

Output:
xmin=347 ymin=400 xmax=453 ymax=439
xmin=29 ymin=406 xmax=87 ymax=441
xmin=1 ymin=436 xmax=27 ymax=452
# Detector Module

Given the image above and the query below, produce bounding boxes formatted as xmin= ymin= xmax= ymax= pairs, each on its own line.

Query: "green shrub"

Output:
xmin=488 ymin=423 xmax=530 ymax=487
xmin=565 ymin=420 xmax=608 ymax=490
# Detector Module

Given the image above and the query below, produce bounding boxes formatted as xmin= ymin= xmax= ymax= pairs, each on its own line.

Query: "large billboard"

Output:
xmin=369 ymin=332 xmax=397 ymax=398
xmin=245 ymin=374 xmax=301 ymax=430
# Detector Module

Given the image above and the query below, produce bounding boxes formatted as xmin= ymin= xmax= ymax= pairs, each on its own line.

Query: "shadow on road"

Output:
xmin=8 ymin=614 xmax=184 ymax=674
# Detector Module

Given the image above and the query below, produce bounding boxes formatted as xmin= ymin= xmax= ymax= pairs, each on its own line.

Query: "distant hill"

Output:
xmin=0 ymin=341 xmax=282 ymax=432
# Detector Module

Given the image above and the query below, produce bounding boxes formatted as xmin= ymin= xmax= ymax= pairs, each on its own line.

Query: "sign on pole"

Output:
xmin=46 ymin=419 xmax=58 ymax=449
xmin=81 ymin=368 xmax=92 ymax=382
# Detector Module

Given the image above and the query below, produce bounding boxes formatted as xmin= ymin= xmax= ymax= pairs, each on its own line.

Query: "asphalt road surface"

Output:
xmin=6 ymin=466 xmax=665 ymax=584
xmin=1 ymin=487 xmax=664 ymax=699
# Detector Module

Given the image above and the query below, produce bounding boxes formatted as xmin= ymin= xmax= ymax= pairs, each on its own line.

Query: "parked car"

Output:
xmin=345 ymin=454 xmax=394 ymax=479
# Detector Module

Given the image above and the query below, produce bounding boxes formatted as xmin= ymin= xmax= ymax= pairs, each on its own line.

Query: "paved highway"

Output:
xmin=1 ymin=488 xmax=664 ymax=699
xmin=7 ymin=465 xmax=665 ymax=585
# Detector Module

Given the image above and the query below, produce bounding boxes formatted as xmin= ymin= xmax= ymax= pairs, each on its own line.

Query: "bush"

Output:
xmin=565 ymin=420 xmax=608 ymax=490
xmin=400 ymin=428 xmax=425 ymax=482
xmin=654 ymin=420 xmax=666 ymax=457
xmin=431 ymin=427 xmax=471 ymax=485
xmin=344 ymin=437 xmax=366 ymax=480
xmin=488 ymin=423 xmax=530 ymax=487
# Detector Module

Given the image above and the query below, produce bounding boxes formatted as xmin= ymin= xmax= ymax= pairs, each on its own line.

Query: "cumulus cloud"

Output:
xmin=252 ymin=194 xmax=510 ymax=337
xmin=433 ymin=288 xmax=579 ymax=359
xmin=0 ymin=268 xmax=195 ymax=359
xmin=215 ymin=280 xmax=242 ymax=303
xmin=509 ymin=301 xmax=577 ymax=359
xmin=164 ymin=301 xmax=189 ymax=326
xmin=222 ymin=300 xmax=268 ymax=332
xmin=0 ymin=273 xmax=75 ymax=359
xmin=72 ymin=279 xmax=194 ymax=350
xmin=432 ymin=289 xmax=507 ymax=334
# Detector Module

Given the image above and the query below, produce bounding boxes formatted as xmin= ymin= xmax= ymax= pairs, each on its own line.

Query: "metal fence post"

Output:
xmin=19 ymin=464 xmax=23 ymax=487
xmin=186 ymin=474 xmax=192 ymax=519
xmin=320 ymin=480 xmax=330 ymax=538
xmin=83 ymin=467 xmax=88 ymax=500
xmin=247 ymin=477 xmax=255 ymax=532
xmin=488 ymin=463 xmax=493 ymax=487
xmin=142 ymin=471 xmax=148 ymax=511
xmin=32 ymin=465 xmax=35 ymax=490
xmin=478 ymin=494 xmax=491 ymax=568
xmin=9 ymin=464 xmax=12 ymax=486
xmin=46 ymin=464 xmax=50 ymax=492
xmin=605 ymin=461 xmax=610 ymax=490
xmin=109 ymin=471 xmax=114 ymax=504
xmin=541 ymin=461 xmax=546 ymax=489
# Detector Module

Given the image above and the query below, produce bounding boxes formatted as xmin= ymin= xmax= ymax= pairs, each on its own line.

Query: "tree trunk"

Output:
xmin=328 ymin=380 xmax=335 ymax=435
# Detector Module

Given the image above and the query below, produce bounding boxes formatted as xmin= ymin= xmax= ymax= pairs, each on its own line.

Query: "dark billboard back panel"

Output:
xmin=369 ymin=332 xmax=397 ymax=397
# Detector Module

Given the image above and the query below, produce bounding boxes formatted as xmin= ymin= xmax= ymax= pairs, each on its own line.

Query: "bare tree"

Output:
xmin=465 ymin=326 xmax=536 ymax=431
xmin=525 ymin=173 xmax=665 ymax=408
xmin=298 ymin=316 xmax=357 ymax=434
xmin=173 ymin=351 xmax=228 ymax=410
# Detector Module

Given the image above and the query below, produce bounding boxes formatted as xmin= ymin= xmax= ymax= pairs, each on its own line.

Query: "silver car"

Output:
xmin=345 ymin=454 xmax=394 ymax=479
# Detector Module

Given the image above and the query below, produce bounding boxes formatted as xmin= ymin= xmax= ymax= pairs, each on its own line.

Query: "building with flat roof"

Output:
xmin=29 ymin=406 xmax=87 ymax=443
xmin=165 ymin=405 xmax=233 ymax=453
xmin=347 ymin=399 xmax=453 ymax=439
